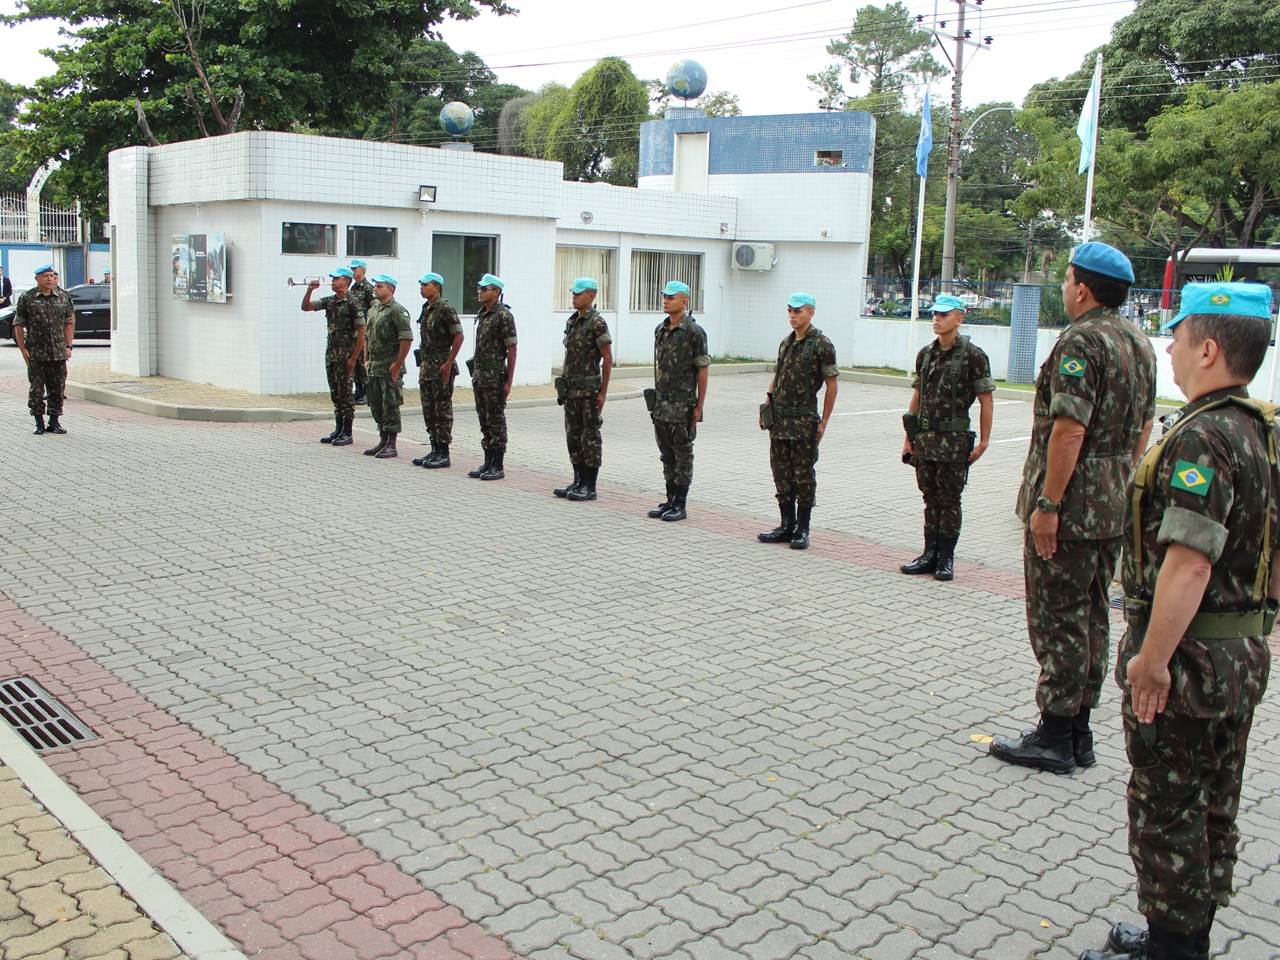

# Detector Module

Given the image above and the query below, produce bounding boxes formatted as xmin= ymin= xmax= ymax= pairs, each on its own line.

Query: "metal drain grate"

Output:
xmin=0 ymin=677 xmax=97 ymax=752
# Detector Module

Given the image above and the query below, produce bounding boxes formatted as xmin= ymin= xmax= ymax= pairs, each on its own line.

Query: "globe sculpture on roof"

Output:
xmin=665 ymin=60 xmax=708 ymax=102
xmin=439 ymin=101 xmax=475 ymax=137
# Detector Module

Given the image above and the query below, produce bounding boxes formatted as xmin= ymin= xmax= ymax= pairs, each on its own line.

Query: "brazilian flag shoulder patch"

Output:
xmin=1059 ymin=356 xmax=1086 ymax=378
xmin=1171 ymin=460 xmax=1214 ymax=496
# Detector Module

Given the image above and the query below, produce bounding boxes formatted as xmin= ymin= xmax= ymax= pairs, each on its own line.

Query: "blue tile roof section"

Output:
xmin=640 ymin=112 xmax=875 ymax=177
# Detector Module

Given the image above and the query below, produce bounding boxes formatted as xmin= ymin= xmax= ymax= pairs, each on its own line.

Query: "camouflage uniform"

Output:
xmin=15 ymin=286 xmax=74 ymax=418
xmin=417 ymin=298 xmax=463 ymax=446
xmin=350 ymin=278 xmax=375 ymax=389
xmin=364 ymin=297 xmax=413 ymax=434
xmin=1015 ymin=305 xmax=1158 ymax=715
xmin=316 ymin=293 xmax=366 ymax=421
xmin=561 ymin=307 xmax=612 ymax=469
xmin=1117 ymin=386 xmax=1275 ymax=935
xmin=471 ymin=303 xmax=518 ymax=456
xmin=652 ymin=316 xmax=710 ymax=486
xmin=911 ymin=336 xmax=995 ymax=535
xmin=768 ymin=327 xmax=838 ymax=506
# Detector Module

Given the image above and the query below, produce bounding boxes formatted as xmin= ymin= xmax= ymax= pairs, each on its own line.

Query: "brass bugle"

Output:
xmin=286 ymin=275 xmax=323 ymax=287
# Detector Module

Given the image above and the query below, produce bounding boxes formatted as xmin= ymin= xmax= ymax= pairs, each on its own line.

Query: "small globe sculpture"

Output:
xmin=665 ymin=60 xmax=708 ymax=102
xmin=439 ymin=101 xmax=475 ymax=137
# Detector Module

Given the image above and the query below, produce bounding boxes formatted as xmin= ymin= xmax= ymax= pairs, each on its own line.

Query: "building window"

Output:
xmin=554 ymin=247 xmax=616 ymax=310
xmin=282 ymin=222 xmax=336 ymax=255
xmin=431 ymin=234 xmax=497 ymax=315
xmin=630 ymin=250 xmax=702 ymax=312
xmin=347 ymin=225 xmax=398 ymax=258
xmin=815 ymin=150 xmax=843 ymax=166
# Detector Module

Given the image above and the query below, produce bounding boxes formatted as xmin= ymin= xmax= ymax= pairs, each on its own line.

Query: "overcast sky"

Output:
xmin=0 ymin=0 xmax=1135 ymax=114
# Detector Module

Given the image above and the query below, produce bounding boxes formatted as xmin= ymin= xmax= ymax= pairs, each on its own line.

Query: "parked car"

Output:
xmin=0 ymin=283 xmax=112 ymax=341
xmin=864 ymin=296 xmax=887 ymax=315
xmin=887 ymin=297 xmax=933 ymax=317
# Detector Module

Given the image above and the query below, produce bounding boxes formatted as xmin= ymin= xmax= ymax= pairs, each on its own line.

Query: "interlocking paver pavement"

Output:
xmin=1 ymin=345 xmax=1278 ymax=960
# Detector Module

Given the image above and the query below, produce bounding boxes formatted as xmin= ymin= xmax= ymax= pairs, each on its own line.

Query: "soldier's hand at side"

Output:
xmin=389 ymin=361 xmax=402 ymax=380
xmin=598 ymin=390 xmax=607 ymax=416
xmin=1030 ymin=509 xmax=1059 ymax=559
xmin=815 ymin=421 xmax=827 ymax=445
xmin=345 ymin=358 xmax=356 ymax=377
xmin=503 ymin=381 xmax=512 ymax=398
xmin=969 ymin=440 xmax=988 ymax=464
xmin=1127 ymin=654 xmax=1171 ymax=724
xmin=902 ymin=437 xmax=914 ymax=458
xmin=439 ymin=361 xmax=451 ymax=385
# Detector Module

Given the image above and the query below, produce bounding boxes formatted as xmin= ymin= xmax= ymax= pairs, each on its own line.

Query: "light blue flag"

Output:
xmin=915 ymin=90 xmax=933 ymax=179
xmin=1076 ymin=69 xmax=1099 ymax=175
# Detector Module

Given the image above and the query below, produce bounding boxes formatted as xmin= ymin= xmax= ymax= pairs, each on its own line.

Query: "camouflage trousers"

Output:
xmin=653 ymin=417 xmax=695 ymax=486
xmin=769 ymin=431 xmax=819 ymax=507
xmin=1024 ymin=530 xmax=1120 ymax=715
xmin=564 ymin=396 xmax=603 ymax=468
xmin=367 ymin=376 xmax=403 ymax=434
xmin=914 ymin=458 xmax=969 ymax=536
xmin=420 ymin=371 xmax=455 ymax=445
xmin=326 ymin=362 xmax=355 ymax=421
xmin=474 ymin=386 xmax=508 ymax=455
xmin=27 ymin=359 xmax=67 ymax=418
xmin=353 ymin=354 xmax=366 ymax=387
xmin=1122 ymin=695 xmax=1260 ymax=933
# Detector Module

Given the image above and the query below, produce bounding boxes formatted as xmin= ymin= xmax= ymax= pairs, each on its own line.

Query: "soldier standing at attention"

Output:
xmin=14 ymin=264 xmax=74 ymax=436
xmin=349 ymin=259 xmax=374 ymax=405
xmin=468 ymin=274 xmax=517 ymax=481
xmin=1078 ymin=282 xmax=1278 ymax=960
xmin=410 ymin=272 xmax=463 ymax=469
xmin=361 ymin=274 xmax=413 ymax=460
xmin=758 ymin=292 xmax=838 ymax=550
xmin=647 ymin=281 xmax=709 ymax=522
xmin=554 ymin=277 xmax=613 ymax=502
xmin=301 ymin=266 xmax=366 ymax=447
xmin=900 ymin=294 xmax=995 ymax=581
xmin=990 ymin=241 xmax=1157 ymax=775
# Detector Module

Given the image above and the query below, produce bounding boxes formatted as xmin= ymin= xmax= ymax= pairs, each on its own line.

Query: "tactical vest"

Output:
xmin=917 ymin=336 xmax=972 ymax=433
xmin=1126 ymin=394 xmax=1279 ymax=638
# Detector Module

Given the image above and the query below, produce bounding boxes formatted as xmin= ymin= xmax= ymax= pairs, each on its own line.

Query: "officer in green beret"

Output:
xmin=1077 ymin=282 xmax=1278 ymax=960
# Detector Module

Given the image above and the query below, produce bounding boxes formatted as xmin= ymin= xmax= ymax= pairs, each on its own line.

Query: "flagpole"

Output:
xmin=1080 ymin=53 xmax=1102 ymax=242
xmin=907 ymin=174 xmax=927 ymax=369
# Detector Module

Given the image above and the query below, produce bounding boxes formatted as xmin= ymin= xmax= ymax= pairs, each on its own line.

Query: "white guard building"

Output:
xmin=107 ymin=108 xmax=875 ymax=393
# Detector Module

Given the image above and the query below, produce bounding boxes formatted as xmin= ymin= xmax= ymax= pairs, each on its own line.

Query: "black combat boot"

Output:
xmin=479 ymin=451 xmax=505 ymax=480
xmin=648 ymin=482 xmax=674 ymax=518
xmin=933 ymin=533 xmax=957 ymax=581
xmin=425 ymin=443 xmax=450 ymax=468
xmin=568 ymin=466 xmax=599 ymax=502
xmin=660 ymin=484 xmax=688 ymax=520
xmin=1073 ymin=706 xmax=1097 ymax=768
xmin=555 ymin=467 xmax=581 ymax=498
xmin=375 ymin=433 xmax=398 ymax=458
xmin=468 ymin=452 xmax=491 ymax=478
xmin=1101 ymin=922 xmax=1148 ymax=958
xmin=331 ymin=416 xmax=354 ymax=446
xmin=364 ymin=431 xmax=388 ymax=456
xmin=353 ymin=381 xmax=367 ymax=404
xmin=790 ymin=504 xmax=812 ymax=549
xmin=901 ymin=530 xmax=938 ymax=575
xmin=758 ymin=502 xmax=795 ymax=543
xmin=989 ymin=714 xmax=1076 ymax=774
xmin=45 ymin=417 xmax=66 ymax=435
xmin=33 ymin=415 xmax=46 ymax=435
xmin=413 ymin=441 xmax=438 ymax=466
xmin=321 ymin=415 xmax=342 ymax=443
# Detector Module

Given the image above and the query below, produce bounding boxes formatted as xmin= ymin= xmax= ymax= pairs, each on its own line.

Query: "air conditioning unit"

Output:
xmin=732 ymin=242 xmax=775 ymax=272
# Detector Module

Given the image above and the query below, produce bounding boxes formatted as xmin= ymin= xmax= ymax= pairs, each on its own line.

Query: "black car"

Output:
xmin=0 ymin=283 xmax=112 ymax=340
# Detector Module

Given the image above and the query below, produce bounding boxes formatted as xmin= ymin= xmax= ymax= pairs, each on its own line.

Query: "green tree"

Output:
xmin=2 ymin=0 xmax=513 ymax=219
xmin=0 ymin=80 xmax=34 ymax=194
xmin=533 ymin=59 xmax=648 ymax=185
xmin=807 ymin=2 xmax=947 ymax=107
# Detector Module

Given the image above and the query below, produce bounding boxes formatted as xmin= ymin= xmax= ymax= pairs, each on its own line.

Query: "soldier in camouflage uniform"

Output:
xmin=349 ymin=259 xmax=375 ymax=405
xmin=758 ymin=293 xmax=839 ymax=550
xmin=14 ymin=264 xmax=74 ymax=435
xmin=301 ymin=266 xmax=366 ymax=447
xmin=361 ymin=274 xmax=413 ymax=460
xmin=410 ymin=272 xmax=464 ymax=469
xmin=901 ymin=295 xmax=995 ymax=581
xmin=554 ymin=277 xmax=613 ymax=502
xmin=991 ymin=241 xmax=1158 ymax=775
xmin=648 ymin=280 xmax=709 ymax=522
xmin=468 ymin=274 xmax=517 ymax=481
xmin=1078 ymin=282 xmax=1278 ymax=960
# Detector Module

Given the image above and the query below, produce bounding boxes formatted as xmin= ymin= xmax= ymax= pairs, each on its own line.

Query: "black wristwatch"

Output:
xmin=1035 ymin=495 xmax=1061 ymax=514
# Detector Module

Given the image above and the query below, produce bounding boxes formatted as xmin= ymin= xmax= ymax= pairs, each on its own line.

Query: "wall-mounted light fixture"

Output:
xmin=580 ymin=211 xmax=593 ymax=224
xmin=419 ymin=185 xmax=438 ymax=203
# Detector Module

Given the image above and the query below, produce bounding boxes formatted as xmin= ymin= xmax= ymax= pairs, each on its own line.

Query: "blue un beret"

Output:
xmin=329 ymin=266 xmax=354 ymax=279
xmin=34 ymin=263 xmax=55 ymax=276
xmin=571 ymin=277 xmax=599 ymax=294
xmin=478 ymin=273 xmax=504 ymax=290
xmin=929 ymin=294 xmax=967 ymax=314
xmin=1164 ymin=282 xmax=1274 ymax=332
xmin=372 ymin=273 xmax=398 ymax=287
xmin=420 ymin=272 xmax=444 ymax=286
xmin=1070 ymin=241 xmax=1135 ymax=285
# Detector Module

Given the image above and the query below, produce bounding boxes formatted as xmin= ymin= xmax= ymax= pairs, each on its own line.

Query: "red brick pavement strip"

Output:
xmin=0 ymin=592 xmax=525 ymax=960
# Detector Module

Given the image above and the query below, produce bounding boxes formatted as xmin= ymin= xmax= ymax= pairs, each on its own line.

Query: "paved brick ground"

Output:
xmin=1 ymin=356 xmax=1278 ymax=960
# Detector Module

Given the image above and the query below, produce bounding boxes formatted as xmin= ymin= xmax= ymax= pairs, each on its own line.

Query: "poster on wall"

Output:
xmin=171 ymin=233 xmax=228 ymax=302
